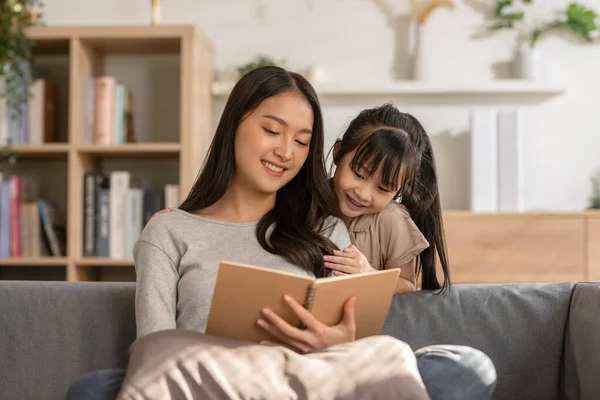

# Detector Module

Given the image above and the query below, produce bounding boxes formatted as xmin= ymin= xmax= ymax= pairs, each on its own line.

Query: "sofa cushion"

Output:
xmin=0 ymin=281 xmax=136 ymax=400
xmin=381 ymin=282 xmax=576 ymax=400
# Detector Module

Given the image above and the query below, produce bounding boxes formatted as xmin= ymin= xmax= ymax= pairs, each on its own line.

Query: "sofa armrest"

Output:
xmin=563 ymin=282 xmax=600 ymax=400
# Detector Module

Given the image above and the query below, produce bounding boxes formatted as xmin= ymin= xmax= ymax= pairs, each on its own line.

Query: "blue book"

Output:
xmin=0 ymin=182 xmax=11 ymax=258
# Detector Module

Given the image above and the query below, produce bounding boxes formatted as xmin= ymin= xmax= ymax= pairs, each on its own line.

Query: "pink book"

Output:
xmin=9 ymin=176 xmax=21 ymax=257
xmin=94 ymin=76 xmax=116 ymax=145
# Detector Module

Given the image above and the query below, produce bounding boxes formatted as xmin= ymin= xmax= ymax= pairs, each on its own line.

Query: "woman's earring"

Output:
xmin=397 ymin=193 xmax=403 ymax=204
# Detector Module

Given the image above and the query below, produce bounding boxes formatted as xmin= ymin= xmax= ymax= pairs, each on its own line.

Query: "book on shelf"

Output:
xmin=85 ymin=76 xmax=135 ymax=145
xmin=0 ymin=176 xmax=65 ymax=258
xmin=206 ymin=261 xmax=400 ymax=343
xmin=0 ymin=76 xmax=57 ymax=146
xmin=82 ymin=171 xmax=179 ymax=258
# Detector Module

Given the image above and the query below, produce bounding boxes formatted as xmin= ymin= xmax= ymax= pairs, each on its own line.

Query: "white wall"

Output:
xmin=44 ymin=0 xmax=600 ymax=211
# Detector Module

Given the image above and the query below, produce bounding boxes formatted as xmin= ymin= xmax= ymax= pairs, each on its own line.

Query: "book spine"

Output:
xmin=0 ymin=182 xmax=10 ymax=257
xmin=298 ymin=284 xmax=318 ymax=330
xmin=95 ymin=188 xmax=110 ymax=257
xmin=84 ymin=78 xmax=95 ymax=144
xmin=19 ymin=203 xmax=29 ymax=257
xmin=10 ymin=176 xmax=21 ymax=257
xmin=109 ymin=171 xmax=130 ymax=259
xmin=164 ymin=184 xmax=180 ymax=209
xmin=28 ymin=203 xmax=41 ymax=257
xmin=28 ymin=79 xmax=44 ymax=145
xmin=143 ymin=190 xmax=162 ymax=227
xmin=38 ymin=200 xmax=61 ymax=257
xmin=124 ymin=188 xmax=143 ymax=259
xmin=94 ymin=76 xmax=115 ymax=145
xmin=43 ymin=80 xmax=56 ymax=143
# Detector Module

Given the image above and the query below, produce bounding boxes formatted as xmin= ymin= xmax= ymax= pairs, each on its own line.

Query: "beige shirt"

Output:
xmin=347 ymin=203 xmax=429 ymax=283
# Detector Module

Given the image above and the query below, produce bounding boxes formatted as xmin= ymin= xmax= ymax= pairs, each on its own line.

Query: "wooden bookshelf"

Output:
xmin=0 ymin=25 xmax=213 ymax=282
xmin=77 ymin=143 xmax=181 ymax=156
xmin=1 ymin=144 xmax=70 ymax=157
xmin=0 ymin=257 xmax=67 ymax=266
xmin=75 ymin=258 xmax=134 ymax=267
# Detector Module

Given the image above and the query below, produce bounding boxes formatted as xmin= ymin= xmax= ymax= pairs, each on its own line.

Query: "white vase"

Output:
xmin=412 ymin=24 xmax=432 ymax=81
xmin=513 ymin=43 xmax=544 ymax=81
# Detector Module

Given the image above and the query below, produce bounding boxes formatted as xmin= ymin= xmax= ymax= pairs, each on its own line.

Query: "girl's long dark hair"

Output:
xmin=180 ymin=66 xmax=340 ymax=277
xmin=333 ymin=104 xmax=450 ymax=291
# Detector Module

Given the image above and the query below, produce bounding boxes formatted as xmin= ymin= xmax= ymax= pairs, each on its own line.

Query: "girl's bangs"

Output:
xmin=350 ymin=129 xmax=417 ymax=192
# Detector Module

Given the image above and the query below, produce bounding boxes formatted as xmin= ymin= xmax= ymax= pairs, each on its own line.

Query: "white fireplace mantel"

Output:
xmin=212 ymin=80 xmax=565 ymax=107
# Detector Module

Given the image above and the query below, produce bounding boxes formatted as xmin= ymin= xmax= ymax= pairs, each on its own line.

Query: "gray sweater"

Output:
xmin=133 ymin=209 xmax=351 ymax=338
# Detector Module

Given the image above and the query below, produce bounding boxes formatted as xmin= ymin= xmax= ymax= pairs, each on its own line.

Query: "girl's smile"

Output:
xmin=344 ymin=193 xmax=368 ymax=210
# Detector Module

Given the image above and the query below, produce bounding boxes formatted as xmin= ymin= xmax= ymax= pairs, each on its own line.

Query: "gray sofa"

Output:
xmin=1 ymin=281 xmax=599 ymax=400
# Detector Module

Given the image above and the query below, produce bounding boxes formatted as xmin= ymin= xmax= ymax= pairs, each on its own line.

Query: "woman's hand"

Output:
xmin=257 ymin=294 xmax=357 ymax=353
xmin=324 ymin=245 xmax=375 ymax=276
xmin=151 ymin=208 xmax=174 ymax=219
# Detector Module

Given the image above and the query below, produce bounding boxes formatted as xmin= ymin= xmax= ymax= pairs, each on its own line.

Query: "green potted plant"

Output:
xmin=487 ymin=1 xmax=598 ymax=80
xmin=0 ymin=0 xmax=44 ymax=166
xmin=236 ymin=55 xmax=282 ymax=78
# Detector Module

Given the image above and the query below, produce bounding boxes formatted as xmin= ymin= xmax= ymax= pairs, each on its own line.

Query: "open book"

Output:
xmin=206 ymin=261 xmax=400 ymax=343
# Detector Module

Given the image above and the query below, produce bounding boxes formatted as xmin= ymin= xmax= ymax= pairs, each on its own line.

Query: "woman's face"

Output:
xmin=232 ymin=90 xmax=314 ymax=196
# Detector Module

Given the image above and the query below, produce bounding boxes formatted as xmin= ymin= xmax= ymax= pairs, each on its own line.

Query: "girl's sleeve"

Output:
xmin=133 ymin=237 xmax=179 ymax=339
xmin=381 ymin=206 xmax=430 ymax=268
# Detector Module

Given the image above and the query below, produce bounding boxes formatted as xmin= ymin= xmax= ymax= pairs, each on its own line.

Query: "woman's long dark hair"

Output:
xmin=332 ymin=104 xmax=451 ymax=291
xmin=180 ymin=66 xmax=340 ymax=278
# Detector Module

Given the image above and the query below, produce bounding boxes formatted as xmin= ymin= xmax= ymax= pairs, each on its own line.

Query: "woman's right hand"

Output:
xmin=257 ymin=294 xmax=357 ymax=353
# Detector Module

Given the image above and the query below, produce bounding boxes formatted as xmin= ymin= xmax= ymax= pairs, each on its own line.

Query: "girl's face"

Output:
xmin=232 ymin=91 xmax=313 ymax=196
xmin=333 ymin=149 xmax=401 ymax=220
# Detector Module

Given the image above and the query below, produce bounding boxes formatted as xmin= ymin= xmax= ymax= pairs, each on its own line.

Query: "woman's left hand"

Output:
xmin=324 ymin=245 xmax=375 ymax=275
xmin=257 ymin=294 xmax=357 ymax=353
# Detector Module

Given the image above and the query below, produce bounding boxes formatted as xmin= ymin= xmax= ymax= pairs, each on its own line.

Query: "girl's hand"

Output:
xmin=257 ymin=294 xmax=357 ymax=353
xmin=324 ymin=245 xmax=375 ymax=276
xmin=151 ymin=208 xmax=174 ymax=219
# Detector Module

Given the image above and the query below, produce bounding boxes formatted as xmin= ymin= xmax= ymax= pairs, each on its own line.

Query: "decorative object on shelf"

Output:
xmin=0 ymin=0 xmax=44 ymax=132
xmin=409 ymin=0 xmax=456 ymax=80
xmin=306 ymin=64 xmax=327 ymax=84
xmin=485 ymin=1 xmax=599 ymax=81
xmin=590 ymin=168 xmax=600 ymax=210
xmin=151 ymin=0 xmax=161 ymax=26
xmin=411 ymin=0 xmax=456 ymax=24
xmin=370 ymin=0 xmax=455 ymax=81
xmin=236 ymin=55 xmax=283 ymax=79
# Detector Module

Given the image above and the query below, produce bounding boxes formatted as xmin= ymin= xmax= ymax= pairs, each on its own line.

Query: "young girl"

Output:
xmin=68 ymin=67 xmax=496 ymax=400
xmin=323 ymin=103 xmax=450 ymax=294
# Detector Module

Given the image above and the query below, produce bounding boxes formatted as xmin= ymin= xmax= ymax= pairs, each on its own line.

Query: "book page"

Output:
xmin=310 ymin=269 xmax=399 ymax=339
xmin=206 ymin=261 xmax=314 ymax=343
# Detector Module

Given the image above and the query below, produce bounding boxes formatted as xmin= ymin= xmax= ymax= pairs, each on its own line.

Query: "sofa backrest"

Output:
xmin=0 ymin=280 xmax=585 ymax=400
xmin=0 ymin=281 xmax=136 ymax=400
xmin=381 ymin=282 xmax=576 ymax=400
